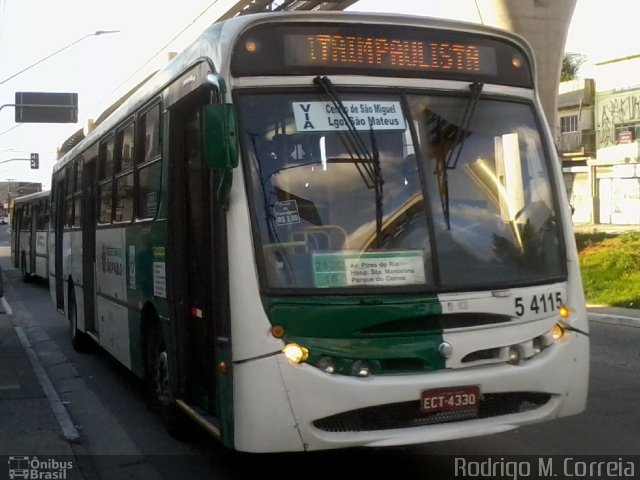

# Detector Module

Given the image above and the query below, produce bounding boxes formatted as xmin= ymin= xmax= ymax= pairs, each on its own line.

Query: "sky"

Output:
xmin=0 ymin=0 xmax=635 ymax=190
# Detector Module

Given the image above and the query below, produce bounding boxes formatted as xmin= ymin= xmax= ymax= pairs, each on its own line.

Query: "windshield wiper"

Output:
xmin=313 ymin=75 xmax=384 ymax=247
xmin=313 ymin=76 xmax=379 ymax=186
xmin=369 ymin=126 xmax=384 ymax=247
xmin=434 ymin=81 xmax=484 ymax=230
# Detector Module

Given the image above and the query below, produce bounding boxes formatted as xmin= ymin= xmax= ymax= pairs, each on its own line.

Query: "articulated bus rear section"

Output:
xmin=49 ymin=11 xmax=588 ymax=453
xmin=11 ymin=190 xmax=50 ymax=282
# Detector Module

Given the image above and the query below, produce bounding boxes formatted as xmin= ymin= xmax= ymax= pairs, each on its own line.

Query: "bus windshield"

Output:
xmin=237 ymin=90 xmax=565 ymax=292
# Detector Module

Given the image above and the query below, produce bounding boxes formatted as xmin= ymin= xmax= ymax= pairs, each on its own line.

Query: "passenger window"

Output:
xmin=99 ymin=181 xmax=113 ymax=224
xmin=116 ymin=123 xmax=135 ymax=173
xmin=140 ymin=106 xmax=160 ymax=164
xmin=136 ymin=104 xmax=162 ymax=220
xmin=99 ymin=135 xmax=115 ymax=180
xmin=114 ymin=173 xmax=134 ymax=222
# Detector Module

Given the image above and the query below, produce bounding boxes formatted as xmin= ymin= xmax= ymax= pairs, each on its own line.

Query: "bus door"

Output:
xmin=28 ymin=202 xmax=38 ymax=274
xmin=12 ymin=205 xmax=20 ymax=268
xmin=82 ymin=160 xmax=98 ymax=333
xmin=53 ymin=180 xmax=65 ymax=310
xmin=168 ymin=89 xmax=223 ymax=418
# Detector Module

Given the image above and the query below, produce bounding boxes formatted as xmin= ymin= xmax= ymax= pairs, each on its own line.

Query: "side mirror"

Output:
xmin=202 ymin=103 xmax=239 ymax=205
xmin=203 ymin=103 xmax=239 ymax=170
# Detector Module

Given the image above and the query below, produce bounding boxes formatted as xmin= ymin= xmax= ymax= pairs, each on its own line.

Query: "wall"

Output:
xmin=596 ymin=87 xmax=640 ymax=148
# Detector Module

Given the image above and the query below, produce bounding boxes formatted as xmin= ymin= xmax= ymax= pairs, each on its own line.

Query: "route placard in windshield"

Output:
xmin=292 ymin=101 xmax=406 ymax=132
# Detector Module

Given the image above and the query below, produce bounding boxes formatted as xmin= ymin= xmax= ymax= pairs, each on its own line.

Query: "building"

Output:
xmin=558 ymin=78 xmax=596 ymax=223
xmin=0 ymin=181 xmax=42 ymax=218
xmin=559 ymin=55 xmax=640 ymax=225
xmin=591 ymin=80 xmax=640 ymax=225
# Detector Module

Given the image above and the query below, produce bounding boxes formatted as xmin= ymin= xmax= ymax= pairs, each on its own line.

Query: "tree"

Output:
xmin=561 ymin=52 xmax=587 ymax=81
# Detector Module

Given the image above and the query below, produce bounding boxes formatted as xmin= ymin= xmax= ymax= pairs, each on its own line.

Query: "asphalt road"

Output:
xmin=1 ymin=223 xmax=638 ymax=478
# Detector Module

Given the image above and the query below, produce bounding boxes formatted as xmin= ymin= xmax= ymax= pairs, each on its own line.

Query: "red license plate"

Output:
xmin=420 ymin=386 xmax=480 ymax=413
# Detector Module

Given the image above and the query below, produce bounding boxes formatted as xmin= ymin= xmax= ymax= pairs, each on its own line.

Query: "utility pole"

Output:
xmin=475 ymin=0 xmax=577 ymax=140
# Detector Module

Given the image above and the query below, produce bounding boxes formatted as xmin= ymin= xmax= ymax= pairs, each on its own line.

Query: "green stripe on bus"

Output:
xmin=265 ymin=295 xmax=446 ymax=374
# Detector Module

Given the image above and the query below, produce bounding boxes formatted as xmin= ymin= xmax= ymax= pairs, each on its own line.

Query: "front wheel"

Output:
xmin=145 ymin=326 xmax=186 ymax=438
xmin=21 ymin=253 xmax=31 ymax=283
xmin=69 ymin=290 xmax=89 ymax=352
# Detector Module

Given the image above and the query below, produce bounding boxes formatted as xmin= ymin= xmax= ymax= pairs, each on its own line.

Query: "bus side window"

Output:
xmin=98 ymin=135 xmax=116 ymax=224
xmin=64 ymin=163 xmax=75 ymax=228
xmin=73 ymin=157 xmax=83 ymax=228
xmin=136 ymin=104 xmax=161 ymax=220
xmin=114 ymin=122 xmax=135 ymax=223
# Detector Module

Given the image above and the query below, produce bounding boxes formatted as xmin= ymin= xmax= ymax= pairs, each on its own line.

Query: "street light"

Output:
xmin=0 ymin=30 xmax=119 ymax=86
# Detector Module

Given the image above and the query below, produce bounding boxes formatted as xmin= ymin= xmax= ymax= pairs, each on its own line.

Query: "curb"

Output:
xmin=588 ymin=310 xmax=640 ymax=328
xmin=0 ymin=296 xmax=11 ymax=315
xmin=14 ymin=325 xmax=81 ymax=442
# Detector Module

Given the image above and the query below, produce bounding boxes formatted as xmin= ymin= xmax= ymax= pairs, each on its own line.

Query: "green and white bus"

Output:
xmin=11 ymin=190 xmax=50 ymax=282
xmin=50 ymin=11 xmax=589 ymax=452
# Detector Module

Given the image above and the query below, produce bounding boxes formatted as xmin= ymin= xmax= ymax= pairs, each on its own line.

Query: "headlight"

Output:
xmin=317 ymin=356 xmax=336 ymax=374
xmin=283 ymin=343 xmax=308 ymax=364
xmin=507 ymin=347 xmax=521 ymax=365
xmin=552 ymin=323 xmax=565 ymax=341
xmin=351 ymin=359 xmax=371 ymax=377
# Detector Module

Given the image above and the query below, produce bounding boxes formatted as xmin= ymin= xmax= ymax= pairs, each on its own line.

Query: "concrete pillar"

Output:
xmin=475 ymin=0 xmax=576 ymax=140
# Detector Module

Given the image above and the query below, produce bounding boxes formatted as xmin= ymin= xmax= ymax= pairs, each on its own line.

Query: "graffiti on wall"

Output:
xmin=599 ymin=91 xmax=640 ymax=146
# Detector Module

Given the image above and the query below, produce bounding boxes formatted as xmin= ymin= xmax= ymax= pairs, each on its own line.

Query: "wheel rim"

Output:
xmin=154 ymin=350 xmax=173 ymax=407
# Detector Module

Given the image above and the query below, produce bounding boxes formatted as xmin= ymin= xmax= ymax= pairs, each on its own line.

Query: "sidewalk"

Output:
xmin=586 ymin=305 xmax=640 ymax=328
xmin=0 ymin=247 xmax=78 ymax=459
xmin=0 ymin=249 xmax=163 ymax=479
xmin=573 ymin=222 xmax=640 ymax=235
xmin=0 ymin=307 xmax=76 ymax=456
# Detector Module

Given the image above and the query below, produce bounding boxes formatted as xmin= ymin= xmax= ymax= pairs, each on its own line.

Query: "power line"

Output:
xmin=0 ymin=123 xmax=21 ymax=138
xmin=0 ymin=0 xmax=7 ymax=55
xmin=92 ymin=0 xmax=222 ymax=111
xmin=0 ymin=30 xmax=119 ymax=87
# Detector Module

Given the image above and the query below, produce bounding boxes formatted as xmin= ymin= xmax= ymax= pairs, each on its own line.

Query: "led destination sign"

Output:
xmin=285 ymin=34 xmax=494 ymax=75
xmin=231 ymin=23 xmax=532 ymax=87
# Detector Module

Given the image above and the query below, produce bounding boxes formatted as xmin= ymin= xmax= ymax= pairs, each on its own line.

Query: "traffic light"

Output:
xmin=30 ymin=153 xmax=39 ymax=169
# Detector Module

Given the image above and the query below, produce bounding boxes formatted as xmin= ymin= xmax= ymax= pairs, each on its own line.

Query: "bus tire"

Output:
xmin=21 ymin=253 xmax=31 ymax=283
xmin=145 ymin=325 xmax=187 ymax=438
xmin=69 ymin=287 xmax=89 ymax=352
